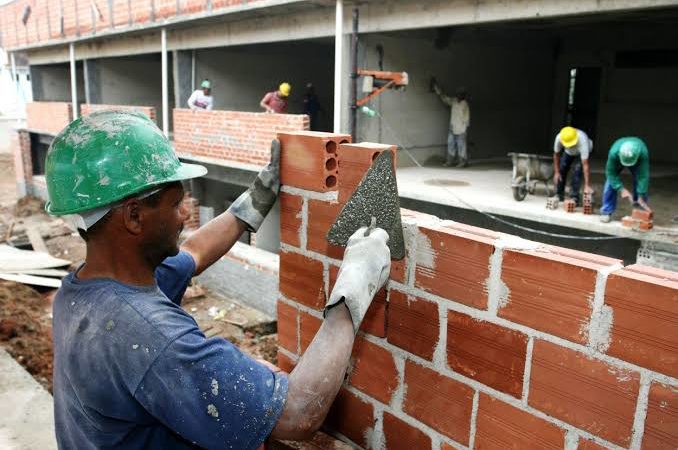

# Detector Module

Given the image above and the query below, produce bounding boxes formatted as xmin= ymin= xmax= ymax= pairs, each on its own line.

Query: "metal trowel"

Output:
xmin=326 ymin=150 xmax=405 ymax=260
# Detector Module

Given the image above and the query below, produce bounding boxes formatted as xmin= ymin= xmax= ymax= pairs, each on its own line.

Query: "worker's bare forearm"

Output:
xmin=181 ymin=212 xmax=247 ymax=275
xmin=271 ymin=304 xmax=354 ymax=441
xmin=582 ymin=159 xmax=590 ymax=188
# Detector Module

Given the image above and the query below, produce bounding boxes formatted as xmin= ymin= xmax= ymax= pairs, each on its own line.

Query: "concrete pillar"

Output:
xmin=173 ymin=50 xmax=193 ymax=111
xmin=333 ymin=0 xmax=344 ymax=133
xmin=83 ymin=59 xmax=101 ymax=104
xmin=161 ymin=28 xmax=168 ymax=137
xmin=69 ymin=43 xmax=78 ymax=119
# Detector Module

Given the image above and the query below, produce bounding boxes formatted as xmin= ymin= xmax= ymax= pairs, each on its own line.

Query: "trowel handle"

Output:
xmin=364 ymin=216 xmax=377 ymax=237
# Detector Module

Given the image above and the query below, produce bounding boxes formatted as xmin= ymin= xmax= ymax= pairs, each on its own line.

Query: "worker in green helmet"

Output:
xmin=600 ymin=137 xmax=651 ymax=223
xmin=46 ymin=111 xmax=390 ymax=449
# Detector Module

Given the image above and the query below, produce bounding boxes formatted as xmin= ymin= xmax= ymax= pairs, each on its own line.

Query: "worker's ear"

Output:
xmin=121 ymin=199 xmax=143 ymax=235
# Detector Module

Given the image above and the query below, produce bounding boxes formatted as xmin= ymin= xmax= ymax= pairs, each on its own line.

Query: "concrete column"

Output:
xmin=83 ymin=59 xmax=102 ymax=104
xmin=173 ymin=50 xmax=193 ymax=110
xmin=333 ymin=0 xmax=344 ymax=133
xmin=161 ymin=28 xmax=169 ymax=137
xmin=69 ymin=43 xmax=78 ymax=119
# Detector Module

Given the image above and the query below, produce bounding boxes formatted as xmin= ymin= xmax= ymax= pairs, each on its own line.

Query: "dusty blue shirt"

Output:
xmin=52 ymin=251 xmax=288 ymax=450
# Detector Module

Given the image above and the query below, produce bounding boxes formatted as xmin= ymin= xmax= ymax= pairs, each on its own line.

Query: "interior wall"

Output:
xmin=194 ymin=40 xmax=334 ymax=131
xmin=97 ymin=54 xmax=174 ymax=131
xmin=356 ymin=30 xmax=556 ymax=165
xmin=30 ymin=62 xmax=85 ymax=104
xmin=552 ymin=21 xmax=678 ymax=163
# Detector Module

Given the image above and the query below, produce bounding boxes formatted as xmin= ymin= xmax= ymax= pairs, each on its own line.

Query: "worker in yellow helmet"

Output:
xmin=260 ymin=82 xmax=291 ymax=114
xmin=553 ymin=126 xmax=593 ymax=205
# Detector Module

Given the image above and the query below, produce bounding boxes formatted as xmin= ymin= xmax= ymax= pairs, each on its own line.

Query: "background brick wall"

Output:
xmin=173 ymin=108 xmax=309 ymax=167
xmin=275 ymin=131 xmax=678 ymax=450
xmin=0 ymin=0 xmax=268 ymax=50
xmin=81 ymin=104 xmax=157 ymax=123
xmin=25 ymin=102 xmax=73 ymax=135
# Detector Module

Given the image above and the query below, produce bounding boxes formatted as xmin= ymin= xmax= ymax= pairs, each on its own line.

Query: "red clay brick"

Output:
xmin=414 ymin=225 xmax=495 ymax=309
xmin=475 ymin=393 xmax=565 ymax=449
xmin=329 ymin=265 xmax=386 ymax=337
xmin=642 ymin=382 xmax=678 ymax=450
xmin=578 ymin=438 xmax=610 ymax=450
xmin=26 ymin=102 xmax=73 ymax=135
xmin=307 ymin=199 xmax=344 ymax=259
xmin=276 ymin=301 xmax=297 ymax=353
xmin=621 ymin=216 xmax=639 ymax=228
xmin=279 ymin=131 xmax=349 ymax=193
xmin=500 ymin=246 xmax=617 ymax=344
xmin=632 ymin=208 xmax=653 ymax=221
xmin=387 ymin=290 xmax=438 ymax=361
xmin=279 ymin=251 xmax=325 ymax=310
xmin=528 ymin=340 xmax=640 ymax=447
xmin=403 ymin=361 xmax=474 ymax=444
xmin=605 ymin=267 xmax=678 ymax=378
xmin=349 ymin=337 xmax=398 ymax=404
xmin=382 ymin=412 xmax=432 ymax=450
xmin=337 ymin=142 xmax=396 ymax=203
xmin=276 ymin=351 xmax=296 ymax=374
xmin=280 ymin=192 xmax=303 ymax=247
xmin=325 ymin=388 xmax=374 ymax=448
xmin=300 ymin=312 xmax=322 ymax=353
xmin=624 ymin=264 xmax=678 ymax=281
xmin=447 ymin=311 xmax=527 ymax=398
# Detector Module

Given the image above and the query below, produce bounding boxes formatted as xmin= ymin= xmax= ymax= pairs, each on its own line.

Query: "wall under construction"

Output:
xmin=275 ymin=131 xmax=678 ymax=450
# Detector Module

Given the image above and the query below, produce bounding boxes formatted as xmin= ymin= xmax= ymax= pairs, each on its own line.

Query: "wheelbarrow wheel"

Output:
xmin=512 ymin=176 xmax=527 ymax=201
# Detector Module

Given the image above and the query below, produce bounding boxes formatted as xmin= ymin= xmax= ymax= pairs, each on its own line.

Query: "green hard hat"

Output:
xmin=45 ymin=110 xmax=207 ymax=216
xmin=201 ymin=79 xmax=211 ymax=89
xmin=619 ymin=137 xmax=643 ymax=167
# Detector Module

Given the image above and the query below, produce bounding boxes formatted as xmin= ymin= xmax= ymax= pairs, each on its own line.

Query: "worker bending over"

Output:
xmin=46 ymin=111 xmax=391 ymax=449
xmin=553 ymin=126 xmax=593 ymax=205
xmin=599 ymin=137 xmax=651 ymax=223
xmin=431 ymin=78 xmax=470 ymax=167
xmin=260 ymin=82 xmax=291 ymax=114
xmin=187 ymin=79 xmax=213 ymax=111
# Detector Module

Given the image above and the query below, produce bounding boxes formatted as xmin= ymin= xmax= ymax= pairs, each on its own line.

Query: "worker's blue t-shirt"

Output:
xmin=52 ymin=251 xmax=288 ymax=450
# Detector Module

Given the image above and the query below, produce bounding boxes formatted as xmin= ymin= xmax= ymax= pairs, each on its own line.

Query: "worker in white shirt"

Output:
xmin=431 ymin=78 xmax=471 ymax=167
xmin=187 ymin=79 xmax=214 ymax=111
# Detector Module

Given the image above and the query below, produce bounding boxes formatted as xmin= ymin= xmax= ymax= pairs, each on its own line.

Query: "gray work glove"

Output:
xmin=227 ymin=139 xmax=280 ymax=231
xmin=325 ymin=226 xmax=391 ymax=333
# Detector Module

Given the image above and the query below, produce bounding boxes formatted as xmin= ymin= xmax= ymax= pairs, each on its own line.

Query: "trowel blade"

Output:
xmin=326 ymin=150 xmax=405 ymax=260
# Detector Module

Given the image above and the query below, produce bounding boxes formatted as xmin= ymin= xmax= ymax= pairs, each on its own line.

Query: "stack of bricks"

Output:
xmin=563 ymin=198 xmax=576 ymax=213
xmin=81 ymin=104 xmax=157 ymax=123
xmin=25 ymin=102 xmax=73 ymax=136
xmin=545 ymin=196 xmax=559 ymax=210
xmin=622 ymin=209 xmax=654 ymax=232
xmin=173 ymin=109 xmax=310 ymax=168
xmin=583 ymin=192 xmax=594 ymax=215
xmin=275 ymin=131 xmax=678 ymax=450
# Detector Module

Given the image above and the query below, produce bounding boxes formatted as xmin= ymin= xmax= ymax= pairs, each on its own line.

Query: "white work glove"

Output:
xmin=227 ymin=139 xmax=280 ymax=231
xmin=325 ymin=226 xmax=391 ymax=333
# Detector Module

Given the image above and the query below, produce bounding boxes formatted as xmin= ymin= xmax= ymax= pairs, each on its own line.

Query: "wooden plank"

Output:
xmin=25 ymin=226 xmax=49 ymax=254
xmin=2 ymin=268 xmax=69 ymax=277
xmin=0 ymin=272 xmax=62 ymax=288
xmin=0 ymin=244 xmax=70 ymax=271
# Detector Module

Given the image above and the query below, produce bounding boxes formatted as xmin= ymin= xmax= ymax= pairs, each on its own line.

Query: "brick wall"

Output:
xmin=173 ymin=108 xmax=309 ymax=167
xmin=81 ymin=104 xmax=157 ymax=123
xmin=0 ymin=0 xmax=268 ymax=50
xmin=275 ymin=131 xmax=678 ymax=450
xmin=183 ymin=191 xmax=200 ymax=231
xmin=26 ymin=102 xmax=73 ymax=135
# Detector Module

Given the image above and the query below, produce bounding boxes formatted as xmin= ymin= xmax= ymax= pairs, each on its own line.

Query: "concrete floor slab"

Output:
xmin=396 ymin=160 xmax=678 ymax=245
xmin=0 ymin=347 xmax=56 ymax=450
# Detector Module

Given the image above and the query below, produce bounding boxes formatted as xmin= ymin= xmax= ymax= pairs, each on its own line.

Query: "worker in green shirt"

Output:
xmin=600 ymin=137 xmax=651 ymax=223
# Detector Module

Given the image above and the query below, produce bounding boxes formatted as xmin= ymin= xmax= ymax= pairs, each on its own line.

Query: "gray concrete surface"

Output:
xmin=396 ymin=158 xmax=678 ymax=244
xmin=0 ymin=347 xmax=56 ymax=450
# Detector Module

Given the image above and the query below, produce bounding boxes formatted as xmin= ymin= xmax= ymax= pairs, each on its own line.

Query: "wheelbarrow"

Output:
xmin=508 ymin=152 xmax=554 ymax=201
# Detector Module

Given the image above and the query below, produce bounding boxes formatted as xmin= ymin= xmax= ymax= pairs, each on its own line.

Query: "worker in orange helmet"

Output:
xmin=260 ymin=82 xmax=291 ymax=114
xmin=553 ymin=126 xmax=594 ymax=205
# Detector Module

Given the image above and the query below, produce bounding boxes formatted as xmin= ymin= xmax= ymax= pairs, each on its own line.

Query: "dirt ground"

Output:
xmin=0 ymin=154 xmax=278 ymax=393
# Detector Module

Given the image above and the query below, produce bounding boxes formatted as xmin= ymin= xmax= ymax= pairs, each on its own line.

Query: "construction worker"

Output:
xmin=187 ymin=79 xmax=213 ymax=111
xmin=302 ymin=82 xmax=321 ymax=131
xmin=553 ymin=126 xmax=593 ymax=205
xmin=260 ymin=82 xmax=291 ymax=114
xmin=46 ymin=111 xmax=391 ymax=449
xmin=431 ymin=78 xmax=470 ymax=167
xmin=599 ymin=137 xmax=651 ymax=223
